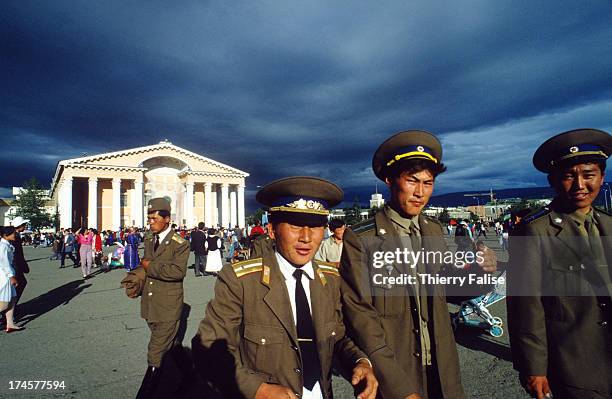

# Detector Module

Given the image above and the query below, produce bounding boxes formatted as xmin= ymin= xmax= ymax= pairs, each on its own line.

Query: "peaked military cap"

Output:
xmin=256 ymin=176 xmax=343 ymax=226
xmin=372 ymin=129 xmax=443 ymax=181
xmin=533 ymin=128 xmax=611 ymax=173
xmin=147 ymin=197 xmax=171 ymax=212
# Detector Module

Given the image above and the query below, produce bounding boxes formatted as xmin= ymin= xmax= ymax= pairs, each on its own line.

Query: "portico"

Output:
xmin=50 ymin=140 xmax=249 ymax=230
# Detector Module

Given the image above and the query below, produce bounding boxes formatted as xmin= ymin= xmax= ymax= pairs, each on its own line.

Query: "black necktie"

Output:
xmin=154 ymin=234 xmax=160 ymax=252
xmin=293 ymin=268 xmax=321 ymax=390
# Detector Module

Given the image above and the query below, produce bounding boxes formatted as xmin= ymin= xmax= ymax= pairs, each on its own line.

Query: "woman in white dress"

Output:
xmin=204 ymin=228 xmax=223 ymax=276
xmin=0 ymin=226 xmax=23 ymax=333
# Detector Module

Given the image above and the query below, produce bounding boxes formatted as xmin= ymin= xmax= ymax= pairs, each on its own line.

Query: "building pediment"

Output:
xmin=64 ymin=140 xmax=248 ymax=176
xmin=51 ymin=140 xmax=248 ymax=193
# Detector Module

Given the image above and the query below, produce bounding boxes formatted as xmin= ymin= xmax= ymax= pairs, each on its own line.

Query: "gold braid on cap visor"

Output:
xmin=387 ymin=151 xmax=438 ymax=166
xmin=268 ymin=198 xmax=330 ymax=215
xmin=551 ymin=150 xmax=608 ymax=166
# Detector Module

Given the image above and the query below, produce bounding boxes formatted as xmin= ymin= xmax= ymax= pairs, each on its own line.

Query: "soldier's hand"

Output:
xmin=10 ymin=277 xmax=18 ymax=287
xmin=351 ymin=359 xmax=378 ymax=399
xmin=141 ymin=259 xmax=151 ymax=270
xmin=523 ymin=375 xmax=552 ymax=399
xmin=476 ymin=245 xmax=497 ymax=273
xmin=403 ymin=394 xmax=422 ymax=399
xmin=254 ymin=383 xmax=298 ymax=399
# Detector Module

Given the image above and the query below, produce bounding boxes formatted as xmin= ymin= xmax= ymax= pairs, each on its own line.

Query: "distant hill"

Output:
xmin=248 ymin=184 xmax=611 ymax=214
xmin=427 ymin=186 xmax=556 ymax=207
xmin=340 ymin=185 xmax=610 ymax=209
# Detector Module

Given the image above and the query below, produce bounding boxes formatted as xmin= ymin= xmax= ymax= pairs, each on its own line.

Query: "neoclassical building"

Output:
xmin=50 ymin=140 xmax=249 ymax=231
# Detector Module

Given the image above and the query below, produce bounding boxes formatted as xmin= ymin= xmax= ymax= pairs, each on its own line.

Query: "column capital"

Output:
xmin=186 ymin=181 xmax=195 ymax=188
xmin=112 ymin=177 xmax=122 ymax=185
xmin=221 ymin=182 xmax=229 ymax=188
xmin=64 ymin=176 xmax=74 ymax=183
xmin=203 ymin=181 xmax=212 ymax=188
xmin=88 ymin=177 xmax=98 ymax=183
xmin=134 ymin=178 xmax=144 ymax=185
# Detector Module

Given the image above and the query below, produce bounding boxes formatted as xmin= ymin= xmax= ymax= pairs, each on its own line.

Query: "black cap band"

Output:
xmin=269 ymin=211 xmax=328 ymax=227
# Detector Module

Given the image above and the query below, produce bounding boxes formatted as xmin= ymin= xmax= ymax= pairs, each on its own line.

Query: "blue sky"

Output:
xmin=2 ymin=1 xmax=612 ymax=204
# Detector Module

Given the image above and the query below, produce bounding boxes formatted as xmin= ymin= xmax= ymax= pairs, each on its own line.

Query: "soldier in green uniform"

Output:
xmin=194 ymin=177 xmax=378 ymax=399
xmin=507 ymin=128 xmax=612 ymax=399
xmin=250 ymin=222 xmax=275 ymax=258
xmin=340 ymin=130 xmax=496 ymax=399
xmin=136 ymin=197 xmax=190 ymax=399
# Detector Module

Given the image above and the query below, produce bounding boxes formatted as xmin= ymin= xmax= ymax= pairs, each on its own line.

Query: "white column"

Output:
xmin=230 ymin=189 xmax=237 ymax=227
xmin=204 ymin=182 xmax=212 ymax=227
xmin=133 ymin=179 xmax=144 ymax=228
xmin=112 ymin=178 xmax=121 ymax=231
xmin=237 ymin=184 xmax=245 ymax=228
xmin=88 ymin=177 xmax=98 ymax=229
xmin=221 ymin=183 xmax=229 ymax=228
xmin=60 ymin=177 xmax=73 ymax=229
xmin=186 ymin=182 xmax=194 ymax=228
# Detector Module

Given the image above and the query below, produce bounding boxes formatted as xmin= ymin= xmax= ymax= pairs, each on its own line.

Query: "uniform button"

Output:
xmin=331 ymin=331 xmax=336 ymax=337
xmin=260 ymin=338 xmax=266 ymax=344
xmin=412 ymin=328 xmax=419 ymax=334
xmin=413 ymin=352 xmax=421 ymax=357
xmin=294 ymin=368 xmax=302 ymax=374
xmin=599 ymin=302 xmax=608 ymax=308
xmin=148 ymin=292 xmax=153 ymax=296
xmin=149 ymin=281 xmax=153 ymax=285
xmin=598 ymin=321 xmax=608 ymax=327
xmin=568 ymin=265 xmax=574 ymax=271
xmin=580 ymin=264 xmax=586 ymax=270
xmin=295 ymin=393 xmax=301 ymax=398
xmin=292 ymin=345 xmax=298 ymax=351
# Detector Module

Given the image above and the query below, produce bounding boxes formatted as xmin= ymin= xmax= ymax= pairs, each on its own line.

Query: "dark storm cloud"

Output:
xmin=2 ymin=0 xmax=612 ymax=207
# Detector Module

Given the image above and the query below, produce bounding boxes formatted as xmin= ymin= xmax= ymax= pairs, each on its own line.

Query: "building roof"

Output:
xmin=50 ymin=140 xmax=249 ymax=195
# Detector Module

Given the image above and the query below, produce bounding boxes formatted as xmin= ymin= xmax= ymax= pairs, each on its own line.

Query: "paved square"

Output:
xmin=1 ymin=238 xmax=527 ymax=398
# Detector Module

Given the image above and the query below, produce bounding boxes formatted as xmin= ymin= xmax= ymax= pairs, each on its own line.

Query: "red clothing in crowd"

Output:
xmin=249 ymin=225 xmax=265 ymax=238
xmin=94 ymin=234 xmax=102 ymax=252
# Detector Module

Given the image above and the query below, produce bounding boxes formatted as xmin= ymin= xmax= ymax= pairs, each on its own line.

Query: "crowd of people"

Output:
xmin=4 ymin=128 xmax=611 ymax=399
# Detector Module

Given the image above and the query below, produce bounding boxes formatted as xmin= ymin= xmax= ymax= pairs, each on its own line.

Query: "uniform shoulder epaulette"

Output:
xmin=423 ymin=214 xmax=442 ymax=226
xmin=172 ymin=233 xmax=186 ymax=244
xmin=232 ymin=258 xmax=263 ymax=278
xmin=350 ymin=218 xmax=376 ymax=235
xmin=521 ymin=206 xmax=551 ymax=225
xmin=593 ymin=206 xmax=612 ymax=217
xmin=315 ymin=260 xmax=340 ymax=276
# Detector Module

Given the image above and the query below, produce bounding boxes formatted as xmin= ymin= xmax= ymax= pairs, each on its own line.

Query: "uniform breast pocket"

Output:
xmin=243 ymin=324 xmax=286 ymax=373
xmin=370 ymin=281 xmax=406 ymax=318
xmin=546 ymin=262 xmax=585 ymax=296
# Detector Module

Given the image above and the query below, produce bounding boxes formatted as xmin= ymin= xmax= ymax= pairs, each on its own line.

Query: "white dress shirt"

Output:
xmin=155 ymin=225 xmax=173 ymax=247
xmin=275 ymin=251 xmax=324 ymax=399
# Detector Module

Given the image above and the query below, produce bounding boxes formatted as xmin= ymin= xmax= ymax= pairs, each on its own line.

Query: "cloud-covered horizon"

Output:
xmin=2 ymin=0 xmax=612 ymax=210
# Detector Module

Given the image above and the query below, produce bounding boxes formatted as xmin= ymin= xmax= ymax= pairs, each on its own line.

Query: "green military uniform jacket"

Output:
xmin=141 ymin=229 xmax=190 ymax=322
xmin=195 ymin=254 xmax=366 ymax=399
xmin=250 ymin=233 xmax=274 ymax=259
xmin=340 ymin=208 xmax=466 ymax=399
xmin=507 ymin=204 xmax=612 ymax=395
